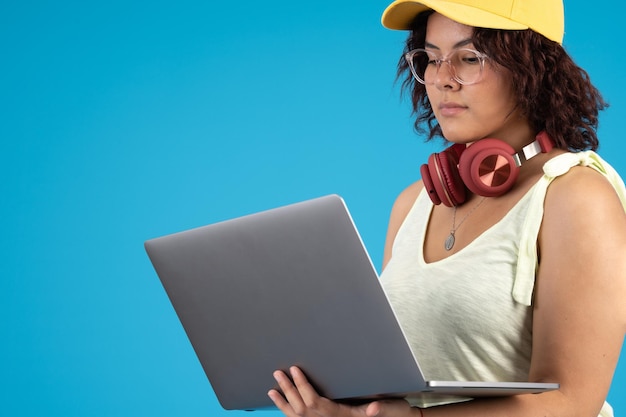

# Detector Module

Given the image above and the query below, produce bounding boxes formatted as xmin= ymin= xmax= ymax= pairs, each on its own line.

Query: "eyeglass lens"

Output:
xmin=408 ymin=49 xmax=484 ymax=85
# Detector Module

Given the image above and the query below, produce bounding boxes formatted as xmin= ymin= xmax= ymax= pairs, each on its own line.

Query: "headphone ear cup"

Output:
xmin=436 ymin=149 xmax=466 ymax=206
xmin=458 ymin=139 xmax=519 ymax=197
xmin=421 ymin=148 xmax=466 ymax=207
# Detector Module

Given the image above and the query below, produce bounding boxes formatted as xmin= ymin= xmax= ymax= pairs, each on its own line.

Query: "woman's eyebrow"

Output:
xmin=424 ymin=38 xmax=474 ymax=50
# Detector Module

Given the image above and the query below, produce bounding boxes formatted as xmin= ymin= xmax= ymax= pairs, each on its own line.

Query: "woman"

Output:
xmin=268 ymin=1 xmax=626 ymax=416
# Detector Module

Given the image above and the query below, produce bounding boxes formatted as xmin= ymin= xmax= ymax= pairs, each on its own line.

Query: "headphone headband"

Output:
xmin=512 ymin=131 xmax=554 ymax=166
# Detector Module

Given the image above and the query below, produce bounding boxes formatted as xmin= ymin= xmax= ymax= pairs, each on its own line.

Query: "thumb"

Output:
xmin=365 ymin=401 xmax=382 ymax=416
xmin=365 ymin=399 xmax=412 ymax=417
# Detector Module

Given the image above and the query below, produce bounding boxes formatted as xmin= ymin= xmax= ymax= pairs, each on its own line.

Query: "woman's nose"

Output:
xmin=434 ymin=62 xmax=460 ymax=90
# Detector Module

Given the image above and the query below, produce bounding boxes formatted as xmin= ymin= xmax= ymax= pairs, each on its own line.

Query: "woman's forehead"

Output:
xmin=425 ymin=12 xmax=475 ymax=49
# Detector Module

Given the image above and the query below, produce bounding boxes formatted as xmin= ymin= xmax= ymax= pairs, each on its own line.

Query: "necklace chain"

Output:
xmin=444 ymin=197 xmax=486 ymax=251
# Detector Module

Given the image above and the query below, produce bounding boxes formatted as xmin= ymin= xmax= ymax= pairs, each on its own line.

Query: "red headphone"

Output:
xmin=420 ymin=131 xmax=555 ymax=207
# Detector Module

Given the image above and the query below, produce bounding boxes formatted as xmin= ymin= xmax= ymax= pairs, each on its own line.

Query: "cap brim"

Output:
xmin=381 ymin=0 xmax=528 ymax=32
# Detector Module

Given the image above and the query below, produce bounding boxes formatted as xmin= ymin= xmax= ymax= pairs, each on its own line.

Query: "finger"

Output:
xmin=290 ymin=366 xmax=319 ymax=400
xmin=272 ymin=369 xmax=308 ymax=416
xmin=365 ymin=399 xmax=412 ymax=417
xmin=290 ymin=366 xmax=343 ymax=416
xmin=268 ymin=388 xmax=295 ymax=416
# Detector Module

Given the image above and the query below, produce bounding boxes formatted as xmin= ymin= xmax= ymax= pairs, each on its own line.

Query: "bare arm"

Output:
xmin=528 ymin=166 xmax=626 ymax=415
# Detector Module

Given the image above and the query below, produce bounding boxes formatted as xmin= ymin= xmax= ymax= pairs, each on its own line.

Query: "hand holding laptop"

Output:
xmin=269 ymin=366 xmax=415 ymax=417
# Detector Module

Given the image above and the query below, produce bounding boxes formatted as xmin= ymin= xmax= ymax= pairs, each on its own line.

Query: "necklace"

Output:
xmin=444 ymin=198 xmax=486 ymax=251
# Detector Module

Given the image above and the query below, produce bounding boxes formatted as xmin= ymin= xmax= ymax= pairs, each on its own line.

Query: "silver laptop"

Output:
xmin=144 ymin=194 xmax=558 ymax=411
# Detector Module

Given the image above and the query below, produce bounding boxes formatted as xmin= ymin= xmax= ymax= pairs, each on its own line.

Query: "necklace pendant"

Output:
xmin=444 ymin=232 xmax=455 ymax=251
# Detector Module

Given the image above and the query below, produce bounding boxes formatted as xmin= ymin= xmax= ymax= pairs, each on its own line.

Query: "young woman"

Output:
xmin=267 ymin=1 xmax=626 ymax=416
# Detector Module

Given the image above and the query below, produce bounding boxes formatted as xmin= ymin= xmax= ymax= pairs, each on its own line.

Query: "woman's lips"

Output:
xmin=439 ymin=102 xmax=467 ymax=117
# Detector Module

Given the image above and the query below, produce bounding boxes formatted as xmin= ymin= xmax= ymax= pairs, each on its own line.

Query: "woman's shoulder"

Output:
xmin=543 ymin=151 xmax=626 ymax=210
xmin=382 ymin=180 xmax=424 ymax=268
xmin=390 ymin=180 xmax=425 ymax=221
xmin=541 ymin=152 xmax=626 ymax=242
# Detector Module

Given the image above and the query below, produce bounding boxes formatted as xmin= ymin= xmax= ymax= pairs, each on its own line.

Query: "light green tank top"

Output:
xmin=380 ymin=151 xmax=625 ymax=414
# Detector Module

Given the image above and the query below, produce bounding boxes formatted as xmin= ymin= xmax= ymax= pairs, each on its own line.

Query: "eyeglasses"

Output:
xmin=405 ymin=48 xmax=489 ymax=85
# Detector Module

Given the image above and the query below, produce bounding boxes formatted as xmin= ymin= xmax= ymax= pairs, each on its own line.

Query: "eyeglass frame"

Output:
xmin=405 ymin=48 xmax=490 ymax=86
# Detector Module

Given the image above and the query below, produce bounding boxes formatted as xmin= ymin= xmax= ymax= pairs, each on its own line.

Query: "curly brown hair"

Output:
xmin=398 ymin=11 xmax=607 ymax=151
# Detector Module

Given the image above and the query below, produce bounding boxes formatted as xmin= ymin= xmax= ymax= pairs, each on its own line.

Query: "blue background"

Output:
xmin=2 ymin=0 xmax=623 ymax=415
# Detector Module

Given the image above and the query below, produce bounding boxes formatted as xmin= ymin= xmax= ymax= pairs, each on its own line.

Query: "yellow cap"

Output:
xmin=381 ymin=0 xmax=564 ymax=44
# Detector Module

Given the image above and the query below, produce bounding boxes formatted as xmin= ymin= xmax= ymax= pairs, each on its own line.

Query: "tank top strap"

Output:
xmin=513 ymin=151 xmax=626 ymax=306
